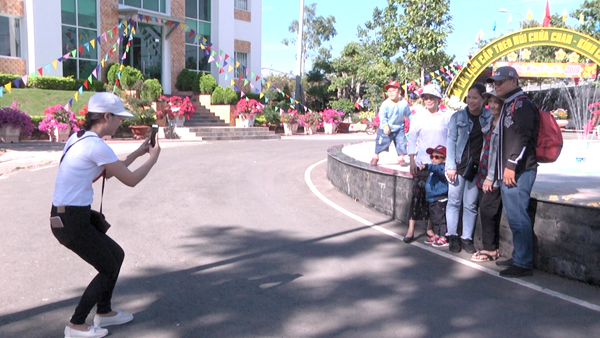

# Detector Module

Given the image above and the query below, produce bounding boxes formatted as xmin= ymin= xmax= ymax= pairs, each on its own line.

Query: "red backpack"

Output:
xmin=510 ymin=95 xmax=563 ymax=163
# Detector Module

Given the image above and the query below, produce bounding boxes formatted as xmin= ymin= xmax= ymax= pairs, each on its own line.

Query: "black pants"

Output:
xmin=478 ymin=188 xmax=503 ymax=251
xmin=429 ymin=200 xmax=447 ymax=237
xmin=51 ymin=205 xmax=124 ymax=325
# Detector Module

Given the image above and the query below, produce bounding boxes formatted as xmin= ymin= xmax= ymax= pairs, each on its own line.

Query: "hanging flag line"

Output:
xmin=0 ymin=17 xmax=136 ymax=108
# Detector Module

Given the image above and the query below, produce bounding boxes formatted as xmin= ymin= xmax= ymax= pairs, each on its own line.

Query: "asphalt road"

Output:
xmin=1 ymin=136 xmax=600 ymax=338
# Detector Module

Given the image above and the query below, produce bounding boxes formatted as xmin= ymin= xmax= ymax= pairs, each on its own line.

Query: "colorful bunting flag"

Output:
xmin=21 ymin=75 xmax=28 ymax=86
xmin=52 ymin=60 xmax=58 ymax=69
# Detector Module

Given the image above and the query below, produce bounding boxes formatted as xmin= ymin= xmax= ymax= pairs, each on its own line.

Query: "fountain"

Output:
xmin=532 ymin=80 xmax=600 ymax=176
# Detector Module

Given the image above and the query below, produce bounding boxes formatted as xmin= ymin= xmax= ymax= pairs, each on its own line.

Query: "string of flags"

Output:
xmin=1 ymin=13 xmax=464 ymax=115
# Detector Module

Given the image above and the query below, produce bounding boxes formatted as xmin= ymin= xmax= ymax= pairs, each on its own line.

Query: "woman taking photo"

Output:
xmin=50 ymin=92 xmax=161 ymax=338
xmin=404 ymin=84 xmax=453 ymax=243
xmin=472 ymin=90 xmax=504 ymax=262
xmin=445 ymin=83 xmax=490 ymax=254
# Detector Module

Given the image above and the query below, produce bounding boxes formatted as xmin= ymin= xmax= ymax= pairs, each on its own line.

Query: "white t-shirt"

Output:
xmin=52 ymin=131 xmax=119 ymax=206
xmin=407 ymin=107 xmax=453 ymax=165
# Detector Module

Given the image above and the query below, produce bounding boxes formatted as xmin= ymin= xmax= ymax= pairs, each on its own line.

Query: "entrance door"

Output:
xmin=122 ymin=23 xmax=162 ymax=80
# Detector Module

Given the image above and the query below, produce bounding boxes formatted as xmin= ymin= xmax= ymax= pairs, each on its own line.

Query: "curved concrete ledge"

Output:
xmin=327 ymin=142 xmax=600 ymax=284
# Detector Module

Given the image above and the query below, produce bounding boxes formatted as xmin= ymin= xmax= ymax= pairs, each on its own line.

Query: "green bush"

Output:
xmin=330 ymin=98 xmax=355 ymax=117
xmin=175 ymin=69 xmax=197 ymax=91
xmin=211 ymin=86 xmax=225 ymax=104
xmin=192 ymin=72 xmax=202 ymax=93
xmin=120 ymin=66 xmax=144 ymax=90
xmin=106 ymin=63 xmax=120 ymax=85
xmin=199 ymin=74 xmax=217 ymax=94
xmin=223 ymin=87 xmax=238 ymax=105
xmin=140 ymin=79 xmax=163 ymax=102
xmin=0 ymin=73 xmax=21 ymax=87
xmin=262 ymin=106 xmax=280 ymax=126
xmin=28 ymin=75 xmax=78 ymax=90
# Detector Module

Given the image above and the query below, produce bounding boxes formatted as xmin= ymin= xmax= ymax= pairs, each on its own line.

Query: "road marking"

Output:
xmin=30 ymin=165 xmax=56 ymax=171
xmin=305 ymin=159 xmax=600 ymax=314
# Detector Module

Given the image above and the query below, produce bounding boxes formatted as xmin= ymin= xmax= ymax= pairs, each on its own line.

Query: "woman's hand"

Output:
xmin=446 ymin=169 xmax=457 ymax=184
xmin=383 ymin=125 xmax=390 ymax=135
xmin=148 ymin=131 xmax=161 ymax=162
xmin=135 ymin=139 xmax=151 ymax=157
xmin=482 ymin=179 xmax=493 ymax=193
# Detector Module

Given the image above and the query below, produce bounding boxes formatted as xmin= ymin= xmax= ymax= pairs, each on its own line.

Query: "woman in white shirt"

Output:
xmin=50 ymin=92 xmax=160 ymax=338
xmin=404 ymin=84 xmax=453 ymax=243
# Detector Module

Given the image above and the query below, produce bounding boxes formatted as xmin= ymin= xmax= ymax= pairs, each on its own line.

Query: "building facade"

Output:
xmin=0 ymin=0 xmax=261 ymax=94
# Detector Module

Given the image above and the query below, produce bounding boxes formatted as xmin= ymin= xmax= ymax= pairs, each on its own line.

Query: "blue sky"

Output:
xmin=261 ymin=0 xmax=585 ymax=74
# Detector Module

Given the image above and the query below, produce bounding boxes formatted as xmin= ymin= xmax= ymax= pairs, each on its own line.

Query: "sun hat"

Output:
xmin=482 ymin=89 xmax=505 ymax=101
xmin=426 ymin=145 xmax=447 ymax=157
xmin=420 ymin=84 xmax=442 ymax=99
xmin=87 ymin=92 xmax=134 ymax=117
xmin=486 ymin=66 xmax=519 ymax=83
xmin=384 ymin=80 xmax=401 ymax=90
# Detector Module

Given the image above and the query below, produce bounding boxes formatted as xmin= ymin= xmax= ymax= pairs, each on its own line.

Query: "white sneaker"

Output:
xmin=64 ymin=325 xmax=108 ymax=338
xmin=93 ymin=310 xmax=134 ymax=327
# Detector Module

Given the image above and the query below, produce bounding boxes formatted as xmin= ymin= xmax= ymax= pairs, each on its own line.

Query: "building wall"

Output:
xmin=0 ymin=0 xmax=24 ymax=16
xmin=24 ymin=0 xmax=62 ymax=76
xmin=169 ymin=0 xmax=185 ymax=94
xmin=99 ymin=0 xmax=121 ymax=79
xmin=0 ymin=58 xmax=26 ymax=75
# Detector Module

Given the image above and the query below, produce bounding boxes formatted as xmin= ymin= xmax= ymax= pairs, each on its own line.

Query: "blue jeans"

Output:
xmin=374 ymin=128 xmax=407 ymax=155
xmin=446 ymin=174 xmax=479 ymax=240
xmin=500 ymin=169 xmax=537 ymax=269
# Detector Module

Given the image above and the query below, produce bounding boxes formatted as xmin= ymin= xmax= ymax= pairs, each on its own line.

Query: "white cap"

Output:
xmin=420 ymin=84 xmax=442 ymax=99
xmin=87 ymin=92 xmax=133 ymax=117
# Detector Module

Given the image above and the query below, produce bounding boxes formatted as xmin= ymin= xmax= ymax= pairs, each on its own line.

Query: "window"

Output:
xmin=234 ymin=51 xmax=248 ymax=78
xmin=119 ymin=0 xmax=166 ymax=13
xmin=234 ymin=0 xmax=248 ymax=11
xmin=0 ymin=15 xmax=21 ymax=58
xmin=61 ymin=0 xmax=97 ymax=78
xmin=185 ymin=0 xmax=211 ymax=73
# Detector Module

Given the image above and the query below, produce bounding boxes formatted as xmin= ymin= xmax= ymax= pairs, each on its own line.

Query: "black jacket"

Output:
xmin=497 ymin=87 xmax=539 ymax=179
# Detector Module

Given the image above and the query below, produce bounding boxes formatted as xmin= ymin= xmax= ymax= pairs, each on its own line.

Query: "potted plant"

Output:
xmin=299 ymin=110 xmax=322 ymax=135
xmin=280 ymin=108 xmax=299 ymax=135
xmin=235 ymin=98 xmax=263 ymax=128
xmin=551 ymin=108 xmax=569 ymax=128
xmin=129 ymin=108 xmax=156 ymax=139
xmin=38 ymin=104 xmax=79 ymax=142
xmin=0 ymin=102 xmax=35 ymax=143
xmin=158 ymin=95 xmax=196 ymax=127
xmin=321 ymin=108 xmax=344 ymax=134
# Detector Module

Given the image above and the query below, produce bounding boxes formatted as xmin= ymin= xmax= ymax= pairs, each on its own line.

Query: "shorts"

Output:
xmin=374 ymin=128 xmax=407 ymax=155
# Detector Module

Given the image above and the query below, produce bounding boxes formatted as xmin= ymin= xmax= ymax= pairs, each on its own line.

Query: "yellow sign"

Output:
xmin=448 ymin=27 xmax=600 ymax=100
xmin=495 ymin=62 xmax=597 ymax=78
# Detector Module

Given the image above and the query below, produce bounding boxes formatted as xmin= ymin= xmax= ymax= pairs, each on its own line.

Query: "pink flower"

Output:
xmin=38 ymin=105 xmax=80 ymax=132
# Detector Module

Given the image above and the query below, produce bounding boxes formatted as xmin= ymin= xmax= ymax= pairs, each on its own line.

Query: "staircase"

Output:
xmin=164 ymin=96 xmax=280 ymax=141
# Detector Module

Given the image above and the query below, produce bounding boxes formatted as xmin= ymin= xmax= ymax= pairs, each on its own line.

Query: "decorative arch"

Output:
xmin=448 ymin=27 xmax=600 ymax=100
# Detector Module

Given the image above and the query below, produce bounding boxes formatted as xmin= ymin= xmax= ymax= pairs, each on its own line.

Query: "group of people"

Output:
xmin=372 ymin=66 xmax=540 ymax=279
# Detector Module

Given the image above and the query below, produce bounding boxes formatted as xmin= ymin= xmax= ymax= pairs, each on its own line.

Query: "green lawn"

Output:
xmin=0 ymin=88 xmax=91 ymax=116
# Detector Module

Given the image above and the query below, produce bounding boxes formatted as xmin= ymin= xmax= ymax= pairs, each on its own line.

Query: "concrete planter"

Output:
xmin=199 ymin=94 xmax=236 ymax=126
xmin=0 ymin=125 xmax=21 ymax=143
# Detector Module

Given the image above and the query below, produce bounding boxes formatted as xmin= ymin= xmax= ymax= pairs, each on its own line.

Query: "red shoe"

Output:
xmin=370 ymin=158 xmax=379 ymax=166
xmin=397 ymin=158 xmax=409 ymax=166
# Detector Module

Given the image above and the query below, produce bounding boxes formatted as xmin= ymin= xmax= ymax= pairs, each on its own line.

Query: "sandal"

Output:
xmin=471 ymin=251 xmax=499 ymax=262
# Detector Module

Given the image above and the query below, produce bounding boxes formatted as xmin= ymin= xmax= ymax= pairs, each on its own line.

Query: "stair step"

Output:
xmin=200 ymin=135 xmax=281 ymax=141
xmin=194 ymin=132 xmax=276 ymax=137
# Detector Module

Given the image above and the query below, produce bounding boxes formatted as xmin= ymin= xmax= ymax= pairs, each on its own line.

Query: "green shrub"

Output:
xmin=0 ymin=73 xmax=21 ymax=87
xmin=106 ymin=63 xmax=120 ymax=85
xmin=262 ymin=106 xmax=280 ymax=126
xmin=120 ymin=66 xmax=144 ymax=90
xmin=199 ymin=74 xmax=217 ymax=94
xmin=175 ymin=69 xmax=197 ymax=91
xmin=255 ymin=114 xmax=266 ymax=126
xmin=211 ymin=86 xmax=225 ymax=104
xmin=192 ymin=72 xmax=202 ymax=92
xmin=28 ymin=75 xmax=79 ymax=90
xmin=223 ymin=87 xmax=238 ymax=104
xmin=140 ymin=79 xmax=163 ymax=102
xmin=330 ymin=98 xmax=355 ymax=117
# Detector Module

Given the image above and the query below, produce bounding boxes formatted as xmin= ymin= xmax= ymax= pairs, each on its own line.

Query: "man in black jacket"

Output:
xmin=487 ymin=66 xmax=539 ymax=278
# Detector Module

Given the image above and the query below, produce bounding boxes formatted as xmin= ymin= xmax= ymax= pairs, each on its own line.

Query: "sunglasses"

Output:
xmin=430 ymin=155 xmax=445 ymax=160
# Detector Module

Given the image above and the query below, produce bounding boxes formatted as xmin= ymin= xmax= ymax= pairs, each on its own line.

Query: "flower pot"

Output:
xmin=338 ymin=122 xmax=351 ymax=133
xmin=556 ymin=119 xmax=568 ymax=128
xmin=323 ymin=122 xmax=338 ymax=134
xmin=0 ymin=125 xmax=21 ymax=143
xmin=283 ymin=122 xmax=299 ymax=135
xmin=237 ymin=114 xmax=256 ymax=128
xmin=129 ymin=125 xmax=150 ymax=140
xmin=167 ymin=115 xmax=185 ymax=127
xmin=50 ymin=126 xmax=71 ymax=142
xmin=304 ymin=124 xmax=318 ymax=135
xmin=156 ymin=116 xmax=167 ymax=127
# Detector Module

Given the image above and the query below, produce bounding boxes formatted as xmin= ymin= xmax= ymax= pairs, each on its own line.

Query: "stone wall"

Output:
xmin=0 ymin=0 xmax=23 ymax=16
xmin=99 ymin=0 xmax=121 ymax=78
xmin=170 ymin=0 xmax=185 ymax=95
xmin=327 ymin=145 xmax=600 ymax=285
xmin=0 ymin=58 xmax=26 ymax=75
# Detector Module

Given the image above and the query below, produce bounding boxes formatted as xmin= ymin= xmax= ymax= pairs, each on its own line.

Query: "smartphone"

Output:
xmin=150 ymin=124 xmax=158 ymax=147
